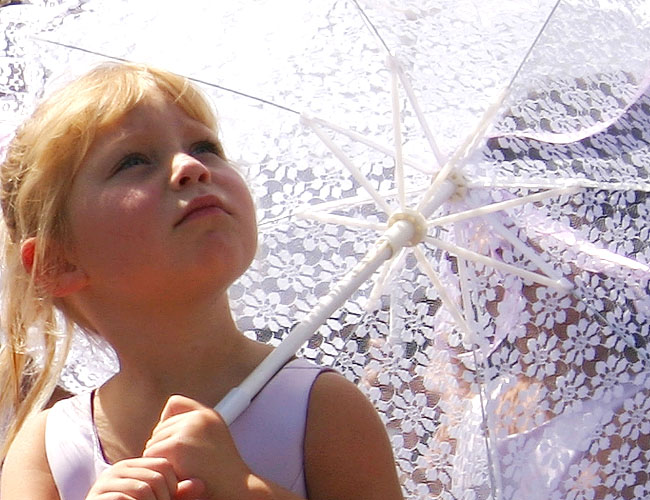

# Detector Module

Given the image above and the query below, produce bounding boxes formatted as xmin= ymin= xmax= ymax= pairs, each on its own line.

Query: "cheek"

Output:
xmin=227 ymin=172 xmax=256 ymax=217
xmin=233 ymin=182 xmax=258 ymax=240
xmin=104 ymin=190 xmax=155 ymax=230
xmin=69 ymin=187 xmax=160 ymax=253
xmin=217 ymin=173 xmax=258 ymax=265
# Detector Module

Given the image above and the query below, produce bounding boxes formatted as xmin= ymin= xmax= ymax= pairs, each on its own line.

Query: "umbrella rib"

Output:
xmin=455 ymin=226 xmax=480 ymax=346
xmin=417 ymin=87 xmax=510 ymax=214
xmin=390 ymin=57 xmax=407 ymax=209
xmin=426 ymin=236 xmax=570 ymax=291
xmin=33 ymin=38 xmax=301 ymax=116
xmin=466 ymin=177 xmax=650 ymax=193
xmin=296 ymin=195 xmax=379 ymax=214
xmin=295 ymin=211 xmax=385 ymax=232
xmin=486 ymin=215 xmax=566 ymax=283
xmin=418 ymin=0 xmax=562 ymax=214
xmin=302 ymin=117 xmax=393 ymax=215
xmin=428 ymin=187 xmax=578 ymax=226
xmin=297 ymin=185 xmax=431 ymax=219
xmin=351 ymin=0 xmax=392 ymax=55
xmin=413 ymin=247 xmax=473 ymax=339
xmin=503 ymin=0 xmax=562 ymax=92
xmin=366 ymin=248 xmax=407 ymax=312
xmin=390 ymin=55 xmax=446 ymax=166
xmin=548 ymin=230 xmax=650 ymax=272
xmin=309 ymin=117 xmax=434 ymax=174
xmin=453 ymin=225 xmax=501 ymax=497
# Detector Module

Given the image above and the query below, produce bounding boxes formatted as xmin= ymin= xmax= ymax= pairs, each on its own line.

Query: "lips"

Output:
xmin=175 ymin=194 xmax=228 ymax=227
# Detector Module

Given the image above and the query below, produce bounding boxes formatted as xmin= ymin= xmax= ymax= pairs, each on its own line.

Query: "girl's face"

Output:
xmin=64 ymin=92 xmax=257 ymax=303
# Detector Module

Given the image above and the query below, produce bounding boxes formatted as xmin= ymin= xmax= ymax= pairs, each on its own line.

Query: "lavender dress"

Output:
xmin=45 ymin=358 xmax=330 ymax=500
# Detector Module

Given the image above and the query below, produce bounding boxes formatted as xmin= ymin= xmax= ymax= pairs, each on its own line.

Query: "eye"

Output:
xmin=191 ymin=140 xmax=223 ymax=158
xmin=115 ymin=153 xmax=150 ymax=173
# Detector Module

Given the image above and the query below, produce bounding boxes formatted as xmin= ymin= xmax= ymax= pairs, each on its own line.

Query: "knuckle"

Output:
xmin=167 ymin=394 xmax=186 ymax=405
xmin=133 ymin=480 xmax=155 ymax=498
xmin=197 ymin=407 xmax=221 ymax=426
xmin=146 ymin=469 xmax=164 ymax=483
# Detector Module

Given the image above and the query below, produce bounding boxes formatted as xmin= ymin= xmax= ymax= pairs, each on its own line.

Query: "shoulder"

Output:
xmin=304 ymin=372 xmax=404 ymax=499
xmin=1 ymin=409 xmax=60 ymax=500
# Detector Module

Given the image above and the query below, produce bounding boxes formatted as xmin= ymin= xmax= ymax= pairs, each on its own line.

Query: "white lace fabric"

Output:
xmin=1 ymin=1 xmax=649 ymax=499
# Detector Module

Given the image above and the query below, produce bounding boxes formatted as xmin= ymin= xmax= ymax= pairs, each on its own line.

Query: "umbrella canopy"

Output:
xmin=2 ymin=1 xmax=650 ymax=499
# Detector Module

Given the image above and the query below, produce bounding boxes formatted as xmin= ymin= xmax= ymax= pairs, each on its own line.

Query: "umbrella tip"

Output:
xmin=558 ymin=277 xmax=574 ymax=292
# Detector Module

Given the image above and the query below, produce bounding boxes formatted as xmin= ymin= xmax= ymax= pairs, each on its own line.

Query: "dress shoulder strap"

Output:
xmin=45 ymin=391 xmax=109 ymax=500
xmin=45 ymin=358 xmax=331 ymax=500
xmin=229 ymin=358 xmax=333 ymax=497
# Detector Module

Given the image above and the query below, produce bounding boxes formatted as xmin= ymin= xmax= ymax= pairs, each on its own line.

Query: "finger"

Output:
xmin=149 ymin=409 xmax=200 ymax=439
xmin=110 ymin=478 xmax=160 ymax=500
xmin=142 ymin=435 xmax=177 ymax=460
xmin=89 ymin=477 xmax=161 ymax=500
xmin=159 ymin=395 xmax=204 ymax=422
xmin=174 ymin=478 xmax=206 ymax=500
xmin=144 ymin=413 xmax=227 ymax=461
xmin=146 ymin=404 xmax=224 ymax=452
xmin=144 ymin=414 xmax=194 ymax=455
xmin=155 ymin=403 xmax=225 ymax=435
xmin=115 ymin=457 xmax=179 ymax=500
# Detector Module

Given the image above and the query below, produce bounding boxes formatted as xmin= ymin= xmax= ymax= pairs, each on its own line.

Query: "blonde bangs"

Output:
xmin=5 ymin=62 xmax=219 ymax=243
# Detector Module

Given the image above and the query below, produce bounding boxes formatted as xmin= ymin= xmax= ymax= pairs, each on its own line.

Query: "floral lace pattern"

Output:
xmin=2 ymin=1 xmax=650 ymax=499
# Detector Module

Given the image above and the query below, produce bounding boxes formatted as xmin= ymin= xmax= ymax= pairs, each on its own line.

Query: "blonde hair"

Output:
xmin=0 ymin=62 xmax=222 ymax=460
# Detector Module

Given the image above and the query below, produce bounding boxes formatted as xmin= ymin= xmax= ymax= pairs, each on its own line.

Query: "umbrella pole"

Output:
xmin=216 ymin=183 xmax=456 ymax=423
xmin=216 ymin=219 xmax=411 ymax=423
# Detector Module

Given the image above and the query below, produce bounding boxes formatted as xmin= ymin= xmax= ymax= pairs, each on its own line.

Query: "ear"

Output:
xmin=20 ymin=237 xmax=36 ymax=274
xmin=49 ymin=266 xmax=89 ymax=298
xmin=20 ymin=237 xmax=89 ymax=297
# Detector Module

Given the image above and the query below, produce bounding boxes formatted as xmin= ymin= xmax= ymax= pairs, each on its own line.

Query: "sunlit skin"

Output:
xmin=59 ymin=93 xmax=274 ymax=492
xmin=62 ymin=93 xmax=264 ymax=374
xmin=65 ymin=92 xmax=258 ymax=309
xmin=1 ymin=91 xmax=404 ymax=500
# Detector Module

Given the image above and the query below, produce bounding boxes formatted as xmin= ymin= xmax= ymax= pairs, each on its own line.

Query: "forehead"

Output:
xmin=111 ymin=92 xmax=207 ymax=132
xmin=92 ymin=93 xmax=215 ymax=150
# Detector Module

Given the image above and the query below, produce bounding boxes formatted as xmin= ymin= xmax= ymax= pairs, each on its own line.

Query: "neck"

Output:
xmin=84 ymin=289 xmax=272 ymax=462
xmin=80 ymin=287 xmax=270 ymax=402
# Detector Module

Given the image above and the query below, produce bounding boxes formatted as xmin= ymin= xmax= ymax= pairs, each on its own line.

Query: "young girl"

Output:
xmin=0 ymin=62 xmax=403 ymax=500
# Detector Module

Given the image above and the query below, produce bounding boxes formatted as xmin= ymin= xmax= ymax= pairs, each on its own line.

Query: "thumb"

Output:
xmin=174 ymin=477 xmax=206 ymax=500
xmin=159 ymin=394 xmax=205 ymax=422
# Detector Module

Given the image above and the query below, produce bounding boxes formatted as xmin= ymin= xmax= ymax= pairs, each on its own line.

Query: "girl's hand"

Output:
xmin=143 ymin=395 xmax=255 ymax=500
xmin=85 ymin=456 xmax=205 ymax=500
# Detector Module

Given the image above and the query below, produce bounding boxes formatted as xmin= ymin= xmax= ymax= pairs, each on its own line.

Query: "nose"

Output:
xmin=170 ymin=153 xmax=211 ymax=189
